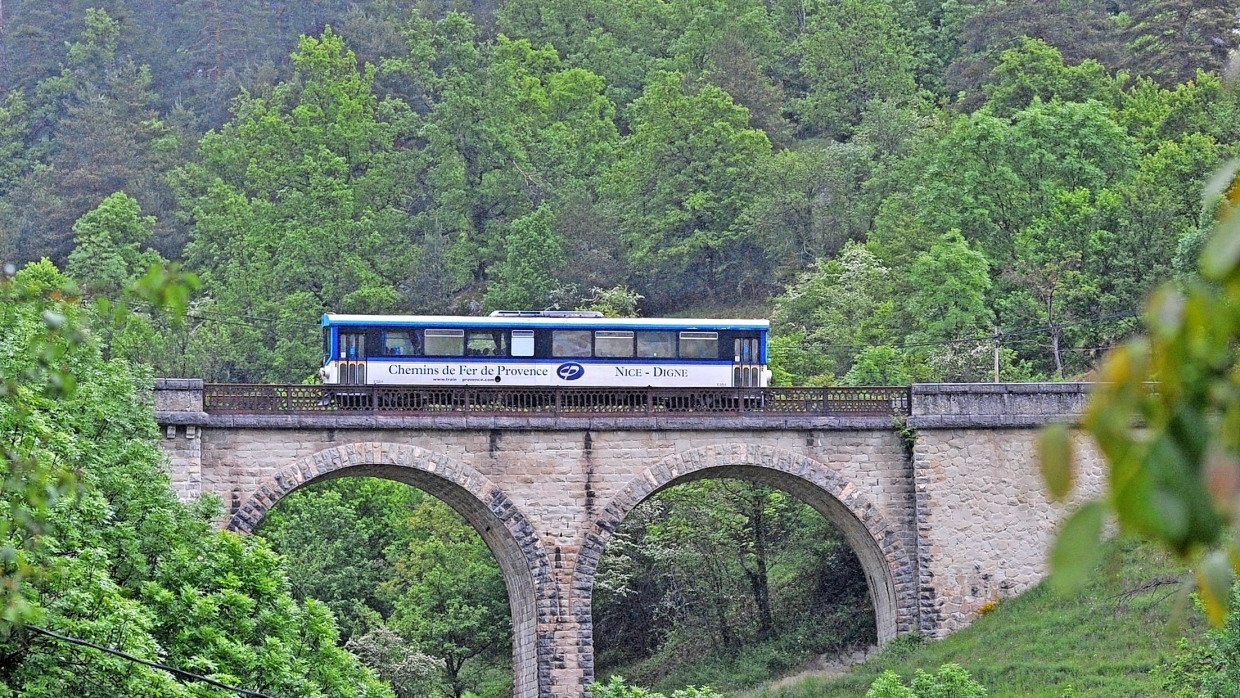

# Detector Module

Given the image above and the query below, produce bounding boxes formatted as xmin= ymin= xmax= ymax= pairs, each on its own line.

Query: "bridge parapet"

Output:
xmin=909 ymin=382 xmax=1091 ymax=428
xmin=154 ymin=380 xmax=1095 ymax=427
xmin=154 ymin=378 xmax=206 ymax=424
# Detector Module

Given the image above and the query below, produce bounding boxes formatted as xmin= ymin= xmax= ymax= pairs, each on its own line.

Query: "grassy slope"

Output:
xmin=743 ymin=537 xmax=1206 ymax=698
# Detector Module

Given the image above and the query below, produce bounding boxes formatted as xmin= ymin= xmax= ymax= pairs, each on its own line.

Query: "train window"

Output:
xmin=424 ymin=328 xmax=465 ymax=356
xmin=637 ymin=331 xmax=676 ymax=358
xmin=595 ymin=330 xmax=634 ymax=358
xmin=322 ymin=327 xmax=331 ymax=364
xmin=382 ymin=330 xmax=416 ymax=356
xmin=511 ymin=330 xmax=535 ymax=357
xmin=679 ymin=331 xmax=719 ymax=359
xmin=466 ymin=330 xmax=507 ymax=357
xmin=340 ymin=332 xmax=365 ymax=358
xmin=552 ymin=330 xmax=592 ymax=357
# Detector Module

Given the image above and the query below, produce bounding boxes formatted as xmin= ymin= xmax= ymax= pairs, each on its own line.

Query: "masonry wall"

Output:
xmin=154 ymin=381 xmax=1109 ymax=698
xmin=907 ymin=383 xmax=1107 ymax=634
xmin=908 ymin=427 xmax=1106 ymax=633
xmin=191 ymin=426 xmax=912 ymax=559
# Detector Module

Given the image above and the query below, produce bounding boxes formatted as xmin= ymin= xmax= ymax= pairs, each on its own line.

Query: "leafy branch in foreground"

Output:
xmin=0 ymin=258 xmax=197 ymax=629
xmin=1040 ymin=152 xmax=1240 ymax=619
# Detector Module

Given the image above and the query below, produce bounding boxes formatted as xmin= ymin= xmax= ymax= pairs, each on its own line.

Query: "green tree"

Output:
xmin=181 ymin=28 xmax=417 ymax=382
xmin=947 ymin=0 xmax=1125 ymax=107
xmin=914 ymin=99 xmax=1135 ymax=269
xmin=483 ymin=204 xmax=567 ymax=312
xmin=771 ymin=243 xmax=898 ymax=383
xmin=1122 ymin=0 xmax=1240 ymax=86
xmin=790 ymin=0 xmax=920 ymax=138
xmin=0 ymin=259 xmax=391 ymax=698
xmin=387 ymin=498 xmax=511 ymax=698
xmin=865 ymin=663 xmax=988 ymax=698
xmin=592 ymin=479 xmax=873 ymax=682
xmin=0 ymin=260 xmax=86 ymax=627
xmin=604 ymin=70 xmax=772 ymax=307
xmin=842 ymin=345 xmax=911 ymax=385
xmin=142 ymin=533 xmax=394 ymax=698
xmin=66 ymin=192 xmax=162 ymax=294
xmin=0 ymin=90 xmax=34 ymax=195
xmin=1159 ymin=583 xmax=1240 ymax=696
xmin=346 ymin=625 xmax=447 ymax=698
xmin=256 ymin=479 xmax=424 ymax=640
xmin=389 ymin=17 xmax=619 ymax=300
xmin=907 ymin=229 xmax=993 ymax=343
xmin=495 ymin=0 xmax=674 ymax=111
xmin=983 ymin=39 xmax=1123 ymax=118
xmin=5 ymin=8 xmax=182 ymax=264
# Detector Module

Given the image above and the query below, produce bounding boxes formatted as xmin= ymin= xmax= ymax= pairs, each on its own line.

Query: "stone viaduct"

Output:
xmin=153 ymin=381 xmax=1106 ymax=698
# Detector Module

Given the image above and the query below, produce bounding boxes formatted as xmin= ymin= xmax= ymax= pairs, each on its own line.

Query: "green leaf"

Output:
xmin=1200 ymin=213 xmax=1240 ymax=281
xmin=1040 ymin=423 xmax=1075 ymax=501
xmin=1196 ymin=549 xmax=1235 ymax=626
xmin=1050 ymin=501 xmax=1106 ymax=594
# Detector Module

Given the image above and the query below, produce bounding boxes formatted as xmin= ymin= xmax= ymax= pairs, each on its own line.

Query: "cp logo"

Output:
xmin=556 ymin=363 xmax=585 ymax=381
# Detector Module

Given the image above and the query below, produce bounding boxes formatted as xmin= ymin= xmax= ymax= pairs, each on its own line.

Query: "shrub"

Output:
xmin=591 ymin=676 xmax=723 ymax=698
xmin=864 ymin=663 xmax=987 ymax=698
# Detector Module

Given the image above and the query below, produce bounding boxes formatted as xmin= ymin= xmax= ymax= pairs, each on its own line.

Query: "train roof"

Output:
xmin=322 ymin=313 xmax=769 ymax=331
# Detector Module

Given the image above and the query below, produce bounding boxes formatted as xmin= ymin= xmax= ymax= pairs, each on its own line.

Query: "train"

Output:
xmin=319 ymin=311 xmax=771 ymax=389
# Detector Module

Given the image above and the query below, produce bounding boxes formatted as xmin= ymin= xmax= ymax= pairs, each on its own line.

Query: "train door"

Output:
xmin=339 ymin=331 xmax=368 ymax=385
xmin=733 ymin=336 xmax=761 ymax=387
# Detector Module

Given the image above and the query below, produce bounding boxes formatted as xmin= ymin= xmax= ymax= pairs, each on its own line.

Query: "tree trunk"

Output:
xmin=447 ymin=654 xmax=465 ymax=698
xmin=745 ymin=493 xmax=776 ymax=640
xmin=708 ymin=556 xmax=736 ymax=649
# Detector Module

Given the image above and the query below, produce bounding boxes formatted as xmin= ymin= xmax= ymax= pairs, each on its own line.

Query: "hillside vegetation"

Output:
xmin=2 ymin=0 xmax=1238 ymax=385
xmin=2 ymin=0 xmax=1239 ymax=696
xmin=746 ymin=538 xmax=1205 ymax=698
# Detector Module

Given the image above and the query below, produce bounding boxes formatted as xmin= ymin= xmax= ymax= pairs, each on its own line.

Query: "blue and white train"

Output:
xmin=319 ymin=311 xmax=770 ymax=388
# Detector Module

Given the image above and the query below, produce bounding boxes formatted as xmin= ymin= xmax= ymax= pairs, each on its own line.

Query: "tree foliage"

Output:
xmin=0 ymin=260 xmax=391 ymax=697
xmin=1041 ymin=151 xmax=1240 ymax=622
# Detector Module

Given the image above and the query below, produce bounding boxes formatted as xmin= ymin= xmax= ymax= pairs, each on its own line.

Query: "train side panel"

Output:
xmin=325 ymin=359 xmax=736 ymax=387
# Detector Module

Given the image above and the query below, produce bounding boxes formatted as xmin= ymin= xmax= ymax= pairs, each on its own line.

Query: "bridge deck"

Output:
xmin=201 ymin=384 xmax=912 ymax=417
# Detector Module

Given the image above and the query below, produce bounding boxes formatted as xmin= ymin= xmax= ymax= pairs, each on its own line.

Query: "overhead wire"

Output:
xmin=121 ymin=294 xmax=1144 ymax=358
xmin=25 ymin=624 xmax=281 ymax=698
xmin=767 ymin=309 xmax=1141 ymax=355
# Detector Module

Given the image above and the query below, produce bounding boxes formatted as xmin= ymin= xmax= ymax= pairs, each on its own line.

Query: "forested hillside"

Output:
xmin=2 ymin=1 xmax=1239 ymax=696
xmin=3 ymin=0 xmax=1237 ymax=383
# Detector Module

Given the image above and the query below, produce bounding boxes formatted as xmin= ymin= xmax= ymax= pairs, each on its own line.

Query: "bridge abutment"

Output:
xmin=153 ymin=380 xmax=1106 ymax=698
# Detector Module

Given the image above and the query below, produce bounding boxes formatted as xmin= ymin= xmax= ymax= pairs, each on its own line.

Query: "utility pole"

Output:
xmin=993 ymin=326 xmax=1001 ymax=383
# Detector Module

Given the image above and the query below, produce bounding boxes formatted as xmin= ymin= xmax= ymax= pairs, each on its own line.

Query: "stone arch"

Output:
xmin=571 ymin=443 xmax=916 ymax=687
xmin=228 ymin=443 xmax=556 ymax=698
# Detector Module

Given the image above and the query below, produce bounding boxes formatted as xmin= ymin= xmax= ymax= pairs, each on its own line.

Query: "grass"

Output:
xmin=739 ymin=537 xmax=1206 ymax=698
xmin=603 ymin=625 xmax=866 ymax=695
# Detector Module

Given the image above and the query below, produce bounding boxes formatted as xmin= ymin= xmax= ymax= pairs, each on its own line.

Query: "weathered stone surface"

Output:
xmin=153 ymin=382 xmax=1104 ymax=698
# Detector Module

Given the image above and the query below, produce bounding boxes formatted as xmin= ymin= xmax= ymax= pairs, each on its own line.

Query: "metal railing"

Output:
xmin=203 ymin=384 xmax=911 ymax=417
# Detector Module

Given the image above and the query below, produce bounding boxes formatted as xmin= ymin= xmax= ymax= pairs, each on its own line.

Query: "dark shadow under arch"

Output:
xmin=227 ymin=443 xmax=557 ymax=698
xmin=571 ymin=444 xmax=917 ymax=689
